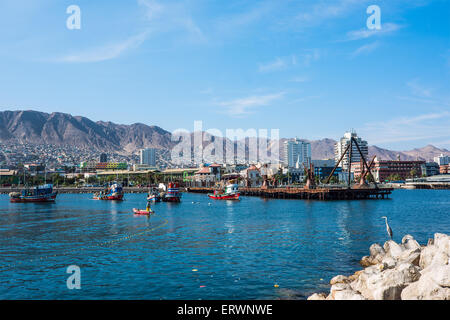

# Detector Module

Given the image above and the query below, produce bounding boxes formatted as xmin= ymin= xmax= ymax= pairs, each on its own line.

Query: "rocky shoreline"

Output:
xmin=308 ymin=233 xmax=450 ymax=300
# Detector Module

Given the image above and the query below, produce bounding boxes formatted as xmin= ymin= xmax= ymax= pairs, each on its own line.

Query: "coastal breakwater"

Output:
xmin=308 ymin=233 xmax=450 ymax=300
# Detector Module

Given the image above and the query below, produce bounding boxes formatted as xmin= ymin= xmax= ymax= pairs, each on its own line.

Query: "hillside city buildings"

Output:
xmin=0 ymin=130 xmax=449 ymax=186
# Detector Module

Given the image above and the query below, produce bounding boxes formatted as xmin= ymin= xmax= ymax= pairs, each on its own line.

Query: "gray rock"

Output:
xmin=384 ymin=240 xmax=404 ymax=259
xmin=401 ymin=271 xmax=450 ymax=300
xmin=402 ymin=235 xmax=421 ymax=251
xmin=430 ymin=265 xmax=450 ymax=288
xmin=307 ymin=293 xmax=327 ymax=300
xmin=399 ymin=248 xmax=421 ymax=266
xmin=333 ymin=289 xmax=366 ymax=300
xmin=434 ymin=233 xmax=450 ymax=254
xmin=381 ymin=256 xmax=397 ymax=269
xmin=330 ymin=275 xmax=349 ymax=285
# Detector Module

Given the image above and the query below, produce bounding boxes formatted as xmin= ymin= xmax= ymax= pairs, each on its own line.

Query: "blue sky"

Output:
xmin=0 ymin=0 xmax=449 ymax=150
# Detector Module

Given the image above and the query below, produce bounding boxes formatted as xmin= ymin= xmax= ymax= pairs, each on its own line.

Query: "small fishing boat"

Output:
xmin=162 ymin=182 xmax=182 ymax=202
xmin=93 ymin=183 xmax=124 ymax=201
xmin=9 ymin=184 xmax=58 ymax=203
xmin=208 ymin=183 xmax=240 ymax=200
xmin=147 ymin=188 xmax=161 ymax=202
xmin=133 ymin=208 xmax=154 ymax=215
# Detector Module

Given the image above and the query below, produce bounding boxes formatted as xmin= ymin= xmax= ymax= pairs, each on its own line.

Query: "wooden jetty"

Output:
xmin=187 ymin=186 xmax=393 ymax=201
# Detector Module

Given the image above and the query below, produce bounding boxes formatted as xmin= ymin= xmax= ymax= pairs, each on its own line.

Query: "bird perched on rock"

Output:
xmin=381 ymin=216 xmax=393 ymax=240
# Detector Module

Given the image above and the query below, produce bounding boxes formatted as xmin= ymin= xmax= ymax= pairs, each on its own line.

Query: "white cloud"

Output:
xmin=351 ymin=41 xmax=380 ymax=58
xmin=407 ymin=79 xmax=434 ymax=98
xmin=259 ymin=58 xmax=287 ymax=73
xmin=217 ymin=92 xmax=285 ymax=117
xmin=59 ymin=31 xmax=150 ymax=63
xmin=359 ymin=111 xmax=450 ymax=145
xmin=138 ymin=0 xmax=206 ymax=42
xmin=345 ymin=23 xmax=403 ymax=41
xmin=295 ymin=0 xmax=361 ymax=26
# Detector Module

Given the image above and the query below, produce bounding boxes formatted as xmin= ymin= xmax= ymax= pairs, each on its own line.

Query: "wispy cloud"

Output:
xmin=258 ymin=58 xmax=288 ymax=73
xmin=294 ymin=0 xmax=361 ymax=27
xmin=407 ymin=79 xmax=434 ymax=98
xmin=351 ymin=41 xmax=380 ymax=58
xmin=258 ymin=51 xmax=320 ymax=73
xmin=290 ymin=76 xmax=309 ymax=83
xmin=359 ymin=111 xmax=450 ymax=146
xmin=59 ymin=31 xmax=150 ymax=63
xmin=344 ymin=23 xmax=403 ymax=41
xmin=217 ymin=92 xmax=285 ymax=117
xmin=138 ymin=0 xmax=205 ymax=43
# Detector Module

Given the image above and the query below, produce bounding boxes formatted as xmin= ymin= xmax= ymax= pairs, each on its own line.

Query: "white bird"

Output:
xmin=381 ymin=216 xmax=393 ymax=240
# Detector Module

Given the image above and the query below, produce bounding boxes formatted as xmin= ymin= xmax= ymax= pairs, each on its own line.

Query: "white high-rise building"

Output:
xmin=283 ymin=138 xmax=311 ymax=168
xmin=334 ymin=131 xmax=368 ymax=171
xmin=433 ymin=154 xmax=450 ymax=166
xmin=139 ymin=148 xmax=156 ymax=166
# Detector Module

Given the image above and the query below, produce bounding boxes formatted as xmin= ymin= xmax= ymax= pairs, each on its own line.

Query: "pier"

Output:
xmin=187 ymin=186 xmax=393 ymax=200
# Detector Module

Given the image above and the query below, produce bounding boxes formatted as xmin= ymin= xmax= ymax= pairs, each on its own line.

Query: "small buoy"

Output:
xmin=274 ymin=284 xmax=279 ymax=288
xmin=192 ymin=269 xmax=198 ymax=272
xmin=200 ymin=285 xmax=206 ymax=288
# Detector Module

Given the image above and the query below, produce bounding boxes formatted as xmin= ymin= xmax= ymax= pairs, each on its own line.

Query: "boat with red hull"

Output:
xmin=9 ymin=184 xmax=58 ymax=203
xmin=133 ymin=208 xmax=154 ymax=215
xmin=162 ymin=182 xmax=182 ymax=202
xmin=208 ymin=193 xmax=240 ymax=200
xmin=208 ymin=183 xmax=240 ymax=200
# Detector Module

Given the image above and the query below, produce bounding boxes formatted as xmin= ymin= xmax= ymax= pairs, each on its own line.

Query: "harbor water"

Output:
xmin=0 ymin=190 xmax=448 ymax=299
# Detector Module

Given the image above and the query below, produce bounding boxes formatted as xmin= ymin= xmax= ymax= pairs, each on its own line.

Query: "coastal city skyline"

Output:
xmin=0 ymin=0 xmax=449 ymax=151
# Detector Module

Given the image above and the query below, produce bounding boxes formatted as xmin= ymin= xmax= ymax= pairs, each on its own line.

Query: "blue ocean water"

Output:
xmin=0 ymin=190 xmax=448 ymax=300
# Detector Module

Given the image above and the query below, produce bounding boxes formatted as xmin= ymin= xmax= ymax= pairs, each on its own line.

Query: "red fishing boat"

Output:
xmin=162 ymin=182 xmax=182 ymax=202
xmin=208 ymin=183 xmax=240 ymax=200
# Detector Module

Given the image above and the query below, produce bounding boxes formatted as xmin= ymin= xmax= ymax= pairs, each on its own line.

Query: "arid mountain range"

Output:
xmin=1 ymin=110 xmax=449 ymax=162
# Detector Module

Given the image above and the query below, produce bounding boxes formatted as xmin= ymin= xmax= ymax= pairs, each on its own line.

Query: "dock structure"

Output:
xmin=187 ymin=186 xmax=393 ymax=200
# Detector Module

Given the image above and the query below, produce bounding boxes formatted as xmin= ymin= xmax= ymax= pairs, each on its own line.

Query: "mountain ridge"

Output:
xmin=0 ymin=110 xmax=449 ymax=161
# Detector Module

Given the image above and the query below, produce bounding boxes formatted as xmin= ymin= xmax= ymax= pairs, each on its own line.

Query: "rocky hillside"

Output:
xmin=0 ymin=110 xmax=174 ymax=153
xmin=1 ymin=110 xmax=449 ymax=161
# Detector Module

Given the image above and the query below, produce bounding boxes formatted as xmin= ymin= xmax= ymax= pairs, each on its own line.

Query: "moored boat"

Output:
xmin=9 ymin=184 xmax=58 ymax=203
xmin=93 ymin=183 xmax=124 ymax=200
xmin=147 ymin=188 xmax=161 ymax=202
xmin=208 ymin=183 xmax=240 ymax=200
xmin=162 ymin=182 xmax=182 ymax=202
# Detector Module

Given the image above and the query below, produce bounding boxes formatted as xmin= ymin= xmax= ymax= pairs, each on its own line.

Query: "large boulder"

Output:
xmin=434 ymin=233 xmax=450 ymax=255
xmin=327 ymin=283 xmax=366 ymax=300
xmin=307 ymin=293 xmax=327 ymax=300
xmin=330 ymin=275 xmax=350 ymax=285
xmin=351 ymin=263 xmax=420 ymax=300
xmin=402 ymin=235 xmax=421 ymax=251
xmin=399 ymin=248 xmax=421 ymax=266
xmin=401 ymin=268 xmax=450 ymax=300
xmin=419 ymin=244 xmax=449 ymax=270
xmin=384 ymin=240 xmax=404 ymax=259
